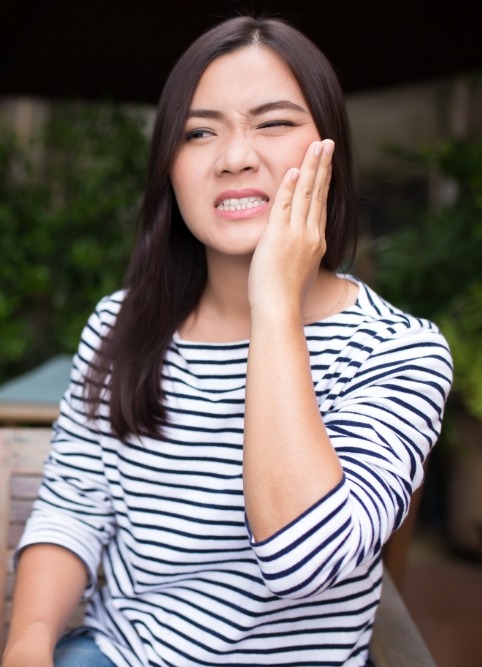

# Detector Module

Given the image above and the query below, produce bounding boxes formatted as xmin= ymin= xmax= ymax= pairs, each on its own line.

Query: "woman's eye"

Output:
xmin=259 ymin=120 xmax=296 ymax=130
xmin=185 ymin=128 xmax=214 ymax=141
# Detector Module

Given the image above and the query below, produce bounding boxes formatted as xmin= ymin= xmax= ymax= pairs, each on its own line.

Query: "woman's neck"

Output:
xmin=179 ymin=252 xmax=253 ymax=342
xmin=178 ymin=253 xmax=359 ymax=343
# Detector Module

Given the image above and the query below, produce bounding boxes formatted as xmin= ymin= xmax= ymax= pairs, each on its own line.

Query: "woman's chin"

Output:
xmin=204 ymin=226 xmax=266 ymax=260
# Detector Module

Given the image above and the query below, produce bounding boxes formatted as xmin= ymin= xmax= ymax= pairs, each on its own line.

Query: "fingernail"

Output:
xmin=323 ymin=140 xmax=335 ymax=156
xmin=313 ymin=142 xmax=323 ymax=157
xmin=290 ymin=167 xmax=300 ymax=182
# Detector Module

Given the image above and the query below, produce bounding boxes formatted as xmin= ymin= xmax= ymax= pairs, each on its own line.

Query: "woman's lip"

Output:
xmin=214 ymin=200 xmax=270 ymax=220
xmin=214 ymin=188 xmax=269 ymax=207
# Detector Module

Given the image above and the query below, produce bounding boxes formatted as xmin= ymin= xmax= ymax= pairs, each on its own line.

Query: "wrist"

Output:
xmin=250 ymin=300 xmax=303 ymax=329
xmin=250 ymin=310 xmax=304 ymax=342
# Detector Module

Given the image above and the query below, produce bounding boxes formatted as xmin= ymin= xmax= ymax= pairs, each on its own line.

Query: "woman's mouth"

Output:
xmin=216 ymin=196 xmax=268 ymax=212
xmin=214 ymin=189 xmax=270 ymax=219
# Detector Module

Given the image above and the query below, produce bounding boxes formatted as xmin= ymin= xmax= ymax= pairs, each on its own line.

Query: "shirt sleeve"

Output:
xmin=15 ymin=297 xmax=119 ymax=599
xmin=247 ymin=321 xmax=453 ymax=599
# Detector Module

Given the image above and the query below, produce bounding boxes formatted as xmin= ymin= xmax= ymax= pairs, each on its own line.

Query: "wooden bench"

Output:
xmin=0 ymin=428 xmax=88 ymax=653
xmin=0 ymin=428 xmax=436 ymax=665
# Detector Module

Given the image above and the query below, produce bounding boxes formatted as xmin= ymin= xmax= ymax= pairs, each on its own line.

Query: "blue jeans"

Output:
xmin=54 ymin=634 xmax=116 ymax=667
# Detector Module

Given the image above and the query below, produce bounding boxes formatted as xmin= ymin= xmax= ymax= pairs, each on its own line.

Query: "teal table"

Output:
xmin=0 ymin=355 xmax=72 ymax=424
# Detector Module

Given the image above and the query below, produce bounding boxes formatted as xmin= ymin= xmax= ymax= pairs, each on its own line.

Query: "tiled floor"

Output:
xmin=402 ymin=529 xmax=482 ymax=667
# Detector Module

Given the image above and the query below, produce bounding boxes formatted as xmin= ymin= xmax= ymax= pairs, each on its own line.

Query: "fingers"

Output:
xmin=268 ymin=139 xmax=334 ymax=233
xmin=291 ymin=139 xmax=334 ymax=233
xmin=268 ymin=167 xmax=300 ymax=225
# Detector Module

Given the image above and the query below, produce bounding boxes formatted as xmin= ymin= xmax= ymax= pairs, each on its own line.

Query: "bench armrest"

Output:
xmin=370 ymin=569 xmax=436 ymax=666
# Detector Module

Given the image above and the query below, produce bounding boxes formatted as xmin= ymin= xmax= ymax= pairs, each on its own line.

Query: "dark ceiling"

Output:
xmin=1 ymin=0 xmax=480 ymax=104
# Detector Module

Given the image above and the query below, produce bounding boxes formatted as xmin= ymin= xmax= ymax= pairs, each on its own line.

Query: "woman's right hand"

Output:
xmin=247 ymin=139 xmax=334 ymax=319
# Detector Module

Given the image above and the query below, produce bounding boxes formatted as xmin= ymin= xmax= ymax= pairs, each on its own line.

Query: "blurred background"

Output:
xmin=1 ymin=2 xmax=481 ymax=664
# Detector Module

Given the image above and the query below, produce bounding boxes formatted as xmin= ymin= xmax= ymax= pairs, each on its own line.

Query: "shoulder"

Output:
xmin=312 ymin=275 xmax=453 ymax=386
xmin=344 ymin=276 xmax=453 ymax=385
xmin=309 ymin=275 xmax=452 ymax=363
xmin=92 ymin=290 xmax=126 ymax=321
xmin=351 ymin=276 xmax=422 ymax=325
xmin=84 ymin=290 xmax=126 ymax=335
xmin=347 ymin=276 xmax=448 ymax=340
xmin=75 ymin=291 xmax=126 ymax=365
xmin=319 ymin=279 xmax=453 ymax=457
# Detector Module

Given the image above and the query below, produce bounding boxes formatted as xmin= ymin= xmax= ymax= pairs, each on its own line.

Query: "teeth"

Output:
xmin=217 ymin=196 xmax=267 ymax=211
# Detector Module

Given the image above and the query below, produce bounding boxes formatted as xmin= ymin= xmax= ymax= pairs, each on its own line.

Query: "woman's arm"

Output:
xmin=3 ymin=302 xmax=120 ymax=665
xmin=2 ymin=545 xmax=88 ymax=666
xmin=244 ymin=308 xmax=343 ymax=541
xmin=245 ymin=313 xmax=452 ymax=598
xmin=244 ymin=140 xmax=343 ymax=541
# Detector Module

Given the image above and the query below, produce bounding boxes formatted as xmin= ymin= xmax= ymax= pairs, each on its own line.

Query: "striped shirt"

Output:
xmin=18 ymin=277 xmax=453 ymax=666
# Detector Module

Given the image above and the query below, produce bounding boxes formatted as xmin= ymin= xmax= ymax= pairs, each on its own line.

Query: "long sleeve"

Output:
xmin=247 ymin=312 xmax=452 ymax=599
xmin=16 ymin=296 xmax=121 ymax=598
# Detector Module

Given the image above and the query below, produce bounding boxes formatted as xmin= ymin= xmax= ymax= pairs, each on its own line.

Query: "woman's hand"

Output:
xmin=248 ymin=139 xmax=334 ymax=317
xmin=244 ymin=138 xmax=343 ymax=542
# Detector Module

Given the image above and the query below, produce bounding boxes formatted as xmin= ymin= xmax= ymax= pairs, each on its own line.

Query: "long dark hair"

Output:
xmin=86 ymin=15 xmax=358 ymax=440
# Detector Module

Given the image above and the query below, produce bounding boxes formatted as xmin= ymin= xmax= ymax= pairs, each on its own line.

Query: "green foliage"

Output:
xmin=438 ymin=284 xmax=482 ymax=420
xmin=373 ymin=139 xmax=482 ymax=422
xmin=0 ymin=103 xmax=149 ymax=384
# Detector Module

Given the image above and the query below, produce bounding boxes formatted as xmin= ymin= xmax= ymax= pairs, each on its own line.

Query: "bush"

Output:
xmin=0 ymin=102 xmax=149 ymax=384
xmin=373 ymin=139 xmax=482 ymax=424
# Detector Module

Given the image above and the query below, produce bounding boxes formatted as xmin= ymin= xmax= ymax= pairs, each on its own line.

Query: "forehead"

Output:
xmin=190 ymin=46 xmax=306 ymax=110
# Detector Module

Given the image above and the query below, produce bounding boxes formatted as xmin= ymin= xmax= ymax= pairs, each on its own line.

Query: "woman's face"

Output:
xmin=170 ymin=46 xmax=321 ymax=259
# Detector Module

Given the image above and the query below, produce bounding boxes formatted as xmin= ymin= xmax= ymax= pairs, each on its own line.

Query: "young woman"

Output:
xmin=3 ymin=16 xmax=452 ymax=667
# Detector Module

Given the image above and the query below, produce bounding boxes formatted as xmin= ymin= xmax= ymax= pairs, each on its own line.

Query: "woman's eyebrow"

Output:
xmin=186 ymin=100 xmax=307 ymax=121
xmin=248 ymin=100 xmax=307 ymax=115
xmin=186 ymin=109 xmax=223 ymax=120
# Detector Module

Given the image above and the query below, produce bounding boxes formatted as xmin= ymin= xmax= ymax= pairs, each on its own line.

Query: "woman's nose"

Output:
xmin=215 ymin=133 xmax=259 ymax=175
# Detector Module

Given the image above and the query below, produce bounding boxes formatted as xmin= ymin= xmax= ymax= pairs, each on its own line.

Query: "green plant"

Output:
xmin=373 ymin=139 xmax=482 ymax=423
xmin=0 ymin=102 xmax=149 ymax=384
xmin=438 ymin=283 xmax=482 ymax=421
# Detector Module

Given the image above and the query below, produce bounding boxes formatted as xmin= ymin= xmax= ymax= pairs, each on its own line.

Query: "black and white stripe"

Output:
xmin=18 ymin=278 xmax=452 ymax=666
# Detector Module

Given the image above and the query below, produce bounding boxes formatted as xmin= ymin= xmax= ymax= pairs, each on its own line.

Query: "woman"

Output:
xmin=3 ymin=15 xmax=452 ymax=667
